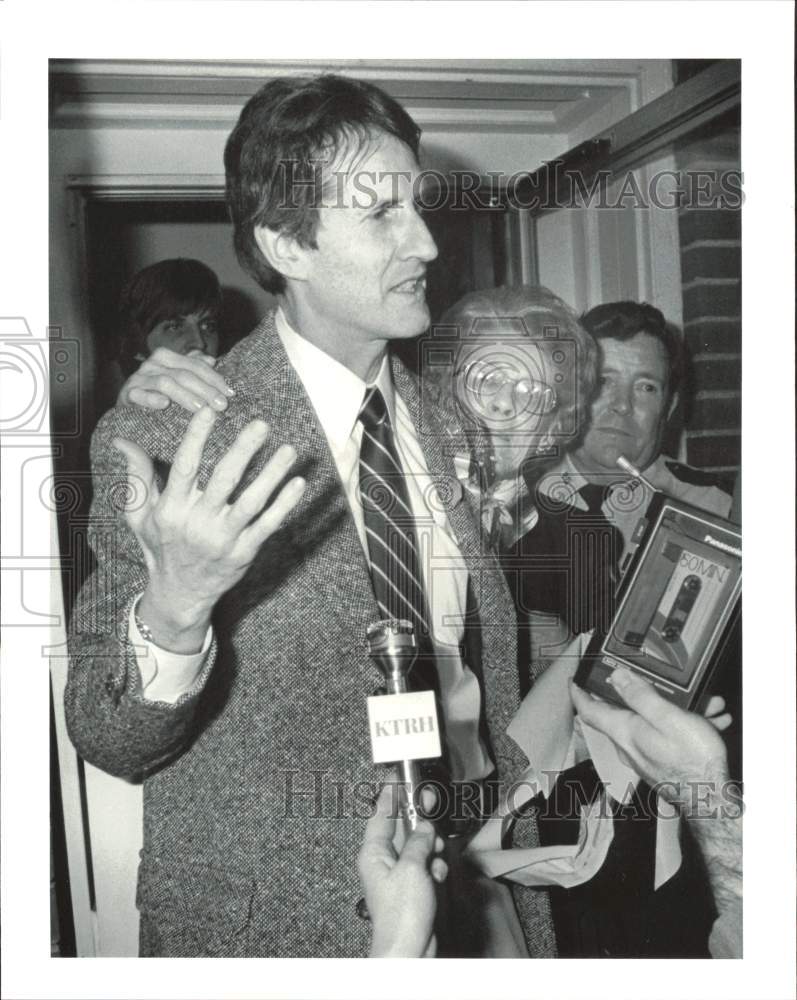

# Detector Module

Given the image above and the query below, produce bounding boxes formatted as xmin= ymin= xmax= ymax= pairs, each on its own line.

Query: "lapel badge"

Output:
xmin=432 ymin=473 xmax=463 ymax=512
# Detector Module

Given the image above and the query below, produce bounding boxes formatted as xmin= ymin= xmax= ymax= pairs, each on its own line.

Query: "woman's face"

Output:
xmin=145 ymin=309 xmax=220 ymax=358
xmin=454 ymin=337 xmax=562 ymax=480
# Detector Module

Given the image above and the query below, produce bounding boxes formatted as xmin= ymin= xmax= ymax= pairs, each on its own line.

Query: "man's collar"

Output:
xmin=561 ymin=452 xmax=589 ymax=491
xmin=274 ymin=307 xmax=392 ymax=450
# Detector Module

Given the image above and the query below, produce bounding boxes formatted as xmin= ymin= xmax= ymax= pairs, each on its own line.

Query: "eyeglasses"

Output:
xmin=457 ymin=359 xmax=558 ymax=416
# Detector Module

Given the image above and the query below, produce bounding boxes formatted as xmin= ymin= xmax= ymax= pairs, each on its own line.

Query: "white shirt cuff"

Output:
xmin=128 ymin=599 xmax=213 ymax=704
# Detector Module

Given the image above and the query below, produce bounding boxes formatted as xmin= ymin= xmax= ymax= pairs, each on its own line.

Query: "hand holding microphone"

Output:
xmin=358 ymin=784 xmax=448 ymax=958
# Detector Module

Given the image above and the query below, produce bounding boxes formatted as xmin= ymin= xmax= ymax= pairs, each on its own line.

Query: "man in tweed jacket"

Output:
xmin=65 ymin=74 xmax=554 ymax=957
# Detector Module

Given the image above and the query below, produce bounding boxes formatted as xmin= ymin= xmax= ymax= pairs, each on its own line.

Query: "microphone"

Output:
xmin=616 ymin=454 xmax=656 ymax=492
xmin=366 ymin=619 xmax=423 ymax=831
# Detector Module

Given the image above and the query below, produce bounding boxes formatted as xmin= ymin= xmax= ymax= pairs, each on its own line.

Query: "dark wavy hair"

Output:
xmin=117 ymin=258 xmax=221 ymax=376
xmin=579 ymin=300 xmax=684 ymax=398
xmin=224 ymin=74 xmax=422 ymax=295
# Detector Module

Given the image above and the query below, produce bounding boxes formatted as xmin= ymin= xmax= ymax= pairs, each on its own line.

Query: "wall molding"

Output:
xmin=66 ymin=173 xmax=226 ymax=201
xmin=50 ymin=58 xmax=664 ymax=134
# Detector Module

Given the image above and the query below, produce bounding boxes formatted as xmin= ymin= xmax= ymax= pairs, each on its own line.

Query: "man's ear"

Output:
xmin=254 ymin=225 xmax=310 ymax=283
xmin=667 ymin=389 xmax=680 ymax=421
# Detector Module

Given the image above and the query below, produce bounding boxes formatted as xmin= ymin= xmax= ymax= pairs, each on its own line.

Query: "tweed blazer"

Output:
xmin=65 ymin=310 xmax=554 ymax=957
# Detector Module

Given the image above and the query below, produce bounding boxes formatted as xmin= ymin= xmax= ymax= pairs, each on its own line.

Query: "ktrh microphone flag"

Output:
xmin=365 ymin=619 xmax=441 ymax=831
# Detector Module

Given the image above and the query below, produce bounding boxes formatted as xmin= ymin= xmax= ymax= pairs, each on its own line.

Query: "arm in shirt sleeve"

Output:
xmin=129 ymin=598 xmax=212 ymax=703
xmin=65 ymin=407 xmax=218 ymax=779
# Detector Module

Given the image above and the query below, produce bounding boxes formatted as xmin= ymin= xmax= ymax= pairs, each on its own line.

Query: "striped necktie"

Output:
xmin=358 ymin=386 xmax=433 ymax=659
xmin=359 ymin=388 xmax=487 ymax=849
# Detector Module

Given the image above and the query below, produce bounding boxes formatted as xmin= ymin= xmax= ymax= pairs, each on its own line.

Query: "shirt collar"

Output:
xmin=560 ymin=452 xmax=588 ymax=492
xmin=275 ymin=306 xmax=393 ymax=451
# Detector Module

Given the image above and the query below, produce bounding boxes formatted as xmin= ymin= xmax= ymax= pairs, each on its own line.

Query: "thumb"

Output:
xmin=397 ymin=820 xmax=435 ymax=869
xmin=111 ymin=437 xmax=160 ymax=529
xmin=608 ymin=667 xmax=674 ymax=731
xmin=570 ymin=678 xmax=627 ymax=735
xmin=187 ymin=349 xmax=218 ymax=368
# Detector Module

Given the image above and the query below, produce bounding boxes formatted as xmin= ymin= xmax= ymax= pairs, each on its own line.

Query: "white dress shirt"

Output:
xmin=131 ymin=308 xmax=492 ymax=782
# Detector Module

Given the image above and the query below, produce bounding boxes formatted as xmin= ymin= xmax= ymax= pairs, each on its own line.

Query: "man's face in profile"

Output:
xmin=572 ymin=330 xmax=673 ymax=477
xmin=455 ymin=336 xmax=562 ymax=480
xmin=299 ymin=132 xmax=438 ymax=354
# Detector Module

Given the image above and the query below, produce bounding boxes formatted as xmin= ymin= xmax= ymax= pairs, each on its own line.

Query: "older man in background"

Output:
xmin=529 ymin=299 xmax=732 ymax=638
xmin=515 ymin=299 xmax=736 ymax=957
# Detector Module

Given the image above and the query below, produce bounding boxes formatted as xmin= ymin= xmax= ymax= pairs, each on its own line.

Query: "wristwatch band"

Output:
xmin=133 ymin=595 xmax=155 ymax=643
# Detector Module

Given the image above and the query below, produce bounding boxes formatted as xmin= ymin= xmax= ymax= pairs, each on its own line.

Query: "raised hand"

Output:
xmin=118 ymin=347 xmax=234 ymax=413
xmin=113 ymin=405 xmax=305 ymax=652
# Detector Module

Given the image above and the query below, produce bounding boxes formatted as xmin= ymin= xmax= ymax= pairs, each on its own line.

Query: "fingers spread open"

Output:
xmin=168 ymin=406 xmax=218 ymax=497
xmin=200 ymin=421 xmax=272 ymax=513
xmin=225 ymin=442 xmax=298 ymax=530
xmin=111 ymin=437 xmax=160 ymax=527
xmin=240 ymin=476 xmax=305 ymax=551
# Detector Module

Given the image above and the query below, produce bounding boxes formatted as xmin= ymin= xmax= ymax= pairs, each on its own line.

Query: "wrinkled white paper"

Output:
xmin=467 ymin=635 xmax=682 ymax=890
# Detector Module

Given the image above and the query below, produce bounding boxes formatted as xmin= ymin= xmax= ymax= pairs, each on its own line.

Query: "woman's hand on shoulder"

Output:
xmin=118 ymin=347 xmax=234 ymax=413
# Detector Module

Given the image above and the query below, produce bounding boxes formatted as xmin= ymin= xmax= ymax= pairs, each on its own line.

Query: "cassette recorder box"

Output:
xmin=575 ymin=492 xmax=741 ymax=712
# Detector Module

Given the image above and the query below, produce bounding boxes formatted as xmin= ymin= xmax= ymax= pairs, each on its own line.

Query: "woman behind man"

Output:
xmin=428 ymin=285 xmax=598 ymax=689
xmin=117 ymin=257 xmax=222 ymax=374
xmin=114 ymin=258 xmax=233 ymax=414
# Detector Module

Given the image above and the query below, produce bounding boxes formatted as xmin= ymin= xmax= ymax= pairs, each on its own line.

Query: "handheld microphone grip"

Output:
xmin=366 ymin=619 xmax=423 ymax=831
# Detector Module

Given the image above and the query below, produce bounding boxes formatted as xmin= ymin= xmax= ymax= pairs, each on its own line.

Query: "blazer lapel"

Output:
xmin=228 ymin=314 xmax=380 ymax=644
xmin=392 ymin=356 xmax=525 ymax=779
